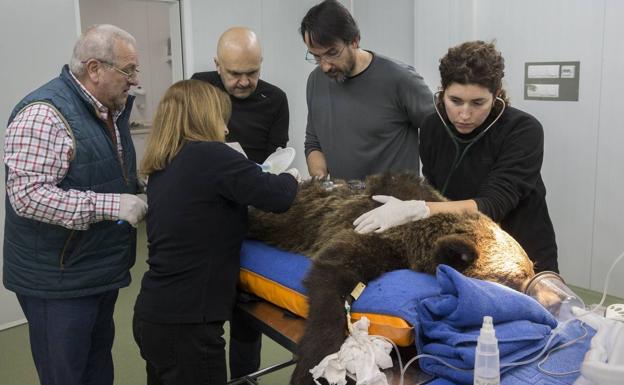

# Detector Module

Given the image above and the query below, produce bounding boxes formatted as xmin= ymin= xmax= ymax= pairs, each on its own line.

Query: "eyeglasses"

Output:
xmin=305 ymin=44 xmax=347 ymax=64
xmin=97 ymin=59 xmax=140 ymax=80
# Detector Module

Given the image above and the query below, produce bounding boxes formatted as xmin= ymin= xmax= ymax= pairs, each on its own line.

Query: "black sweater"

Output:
xmin=420 ymin=106 xmax=558 ymax=273
xmin=191 ymin=71 xmax=289 ymax=163
xmin=134 ymin=141 xmax=297 ymax=323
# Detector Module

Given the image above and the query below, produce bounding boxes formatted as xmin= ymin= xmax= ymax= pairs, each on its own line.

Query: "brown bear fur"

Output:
xmin=247 ymin=172 xmax=535 ymax=385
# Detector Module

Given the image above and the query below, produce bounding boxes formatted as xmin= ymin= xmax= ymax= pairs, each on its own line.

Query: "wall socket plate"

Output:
xmin=605 ymin=304 xmax=624 ymax=322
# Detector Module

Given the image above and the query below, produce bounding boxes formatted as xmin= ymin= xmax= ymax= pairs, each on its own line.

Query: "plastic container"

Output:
xmin=474 ymin=316 xmax=500 ymax=385
xmin=522 ymin=271 xmax=585 ymax=322
xmin=260 ymin=147 xmax=295 ymax=174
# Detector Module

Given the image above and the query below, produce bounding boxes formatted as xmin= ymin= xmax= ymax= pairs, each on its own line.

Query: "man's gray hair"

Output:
xmin=69 ymin=24 xmax=136 ymax=77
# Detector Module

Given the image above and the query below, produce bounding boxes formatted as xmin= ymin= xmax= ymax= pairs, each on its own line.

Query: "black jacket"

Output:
xmin=192 ymin=71 xmax=289 ymax=163
xmin=420 ymin=106 xmax=558 ymax=272
xmin=134 ymin=141 xmax=297 ymax=323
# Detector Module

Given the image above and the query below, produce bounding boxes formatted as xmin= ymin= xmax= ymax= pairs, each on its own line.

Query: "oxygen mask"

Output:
xmin=523 ymin=271 xmax=585 ymax=322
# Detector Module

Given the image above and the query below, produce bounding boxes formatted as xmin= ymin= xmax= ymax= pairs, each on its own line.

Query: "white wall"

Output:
xmin=352 ymin=0 xmax=414 ymax=67
xmin=80 ymin=0 xmax=174 ymax=126
xmin=0 ymin=0 xmax=80 ymax=329
xmin=592 ymin=0 xmax=624 ymax=296
xmin=475 ymin=0 xmax=606 ymax=290
xmin=415 ymin=0 xmax=624 ymax=297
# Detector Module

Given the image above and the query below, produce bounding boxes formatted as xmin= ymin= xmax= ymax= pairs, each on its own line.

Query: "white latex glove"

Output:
xmin=353 ymin=195 xmax=429 ymax=234
xmin=284 ymin=168 xmax=301 ymax=182
xmin=118 ymin=194 xmax=148 ymax=227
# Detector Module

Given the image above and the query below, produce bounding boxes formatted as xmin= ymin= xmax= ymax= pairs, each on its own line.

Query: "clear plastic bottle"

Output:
xmin=474 ymin=316 xmax=500 ymax=385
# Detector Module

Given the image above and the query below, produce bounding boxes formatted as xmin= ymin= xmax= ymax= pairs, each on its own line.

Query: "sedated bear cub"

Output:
xmin=248 ymin=172 xmax=535 ymax=385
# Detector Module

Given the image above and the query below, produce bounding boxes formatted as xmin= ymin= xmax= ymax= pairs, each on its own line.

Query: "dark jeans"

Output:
xmin=16 ymin=290 xmax=119 ymax=385
xmin=229 ymin=306 xmax=262 ymax=379
xmin=133 ymin=316 xmax=227 ymax=385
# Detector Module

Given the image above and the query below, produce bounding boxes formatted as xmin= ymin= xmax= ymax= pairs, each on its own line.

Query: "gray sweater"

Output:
xmin=304 ymin=52 xmax=433 ymax=180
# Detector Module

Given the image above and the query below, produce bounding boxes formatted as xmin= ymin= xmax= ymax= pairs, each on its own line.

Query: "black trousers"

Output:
xmin=229 ymin=306 xmax=262 ymax=379
xmin=133 ymin=316 xmax=226 ymax=385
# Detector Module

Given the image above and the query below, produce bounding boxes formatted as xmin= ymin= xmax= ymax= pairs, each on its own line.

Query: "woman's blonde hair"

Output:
xmin=140 ymin=80 xmax=231 ymax=176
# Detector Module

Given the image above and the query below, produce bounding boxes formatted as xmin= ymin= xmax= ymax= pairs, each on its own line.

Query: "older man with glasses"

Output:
xmin=3 ymin=24 xmax=146 ymax=385
xmin=301 ymin=0 xmax=434 ymax=181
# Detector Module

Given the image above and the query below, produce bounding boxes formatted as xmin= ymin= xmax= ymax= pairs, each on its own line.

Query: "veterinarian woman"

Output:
xmin=354 ymin=40 xmax=558 ymax=274
xmin=133 ymin=80 xmax=299 ymax=385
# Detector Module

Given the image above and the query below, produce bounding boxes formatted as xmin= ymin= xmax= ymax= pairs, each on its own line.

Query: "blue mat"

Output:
xmin=240 ymin=240 xmax=439 ymax=319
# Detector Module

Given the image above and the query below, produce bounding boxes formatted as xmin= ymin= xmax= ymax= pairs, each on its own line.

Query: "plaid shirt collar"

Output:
xmin=69 ymin=70 xmax=124 ymax=122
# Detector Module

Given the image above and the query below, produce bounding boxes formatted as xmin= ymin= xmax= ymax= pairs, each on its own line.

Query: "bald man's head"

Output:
xmin=214 ymin=27 xmax=262 ymax=99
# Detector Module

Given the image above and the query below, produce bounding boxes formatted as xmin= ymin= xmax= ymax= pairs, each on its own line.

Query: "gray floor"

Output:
xmin=0 ymin=224 xmax=622 ymax=385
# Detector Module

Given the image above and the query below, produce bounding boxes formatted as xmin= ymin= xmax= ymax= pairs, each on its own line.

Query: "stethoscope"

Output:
xmin=432 ymin=91 xmax=506 ymax=195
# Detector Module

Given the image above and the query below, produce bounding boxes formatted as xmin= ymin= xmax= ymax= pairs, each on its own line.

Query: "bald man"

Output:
xmin=192 ymin=27 xmax=289 ymax=164
xmin=193 ymin=27 xmax=289 ymax=380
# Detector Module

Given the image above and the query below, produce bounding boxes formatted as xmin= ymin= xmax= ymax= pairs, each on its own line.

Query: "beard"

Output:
xmin=325 ymin=51 xmax=357 ymax=83
xmin=327 ymin=70 xmax=348 ymax=83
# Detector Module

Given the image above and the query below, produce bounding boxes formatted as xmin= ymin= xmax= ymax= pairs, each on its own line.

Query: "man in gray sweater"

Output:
xmin=301 ymin=0 xmax=434 ymax=180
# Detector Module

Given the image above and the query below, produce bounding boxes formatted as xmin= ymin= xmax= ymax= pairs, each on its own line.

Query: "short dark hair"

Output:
xmin=300 ymin=0 xmax=360 ymax=47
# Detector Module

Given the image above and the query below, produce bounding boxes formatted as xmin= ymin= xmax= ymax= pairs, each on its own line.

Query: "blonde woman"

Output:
xmin=133 ymin=80 xmax=298 ymax=385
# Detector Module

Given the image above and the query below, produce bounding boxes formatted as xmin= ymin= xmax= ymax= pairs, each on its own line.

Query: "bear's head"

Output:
xmin=423 ymin=212 xmax=535 ymax=291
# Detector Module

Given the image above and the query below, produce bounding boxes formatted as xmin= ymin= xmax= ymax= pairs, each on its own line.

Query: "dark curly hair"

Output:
xmin=438 ymin=41 xmax=509 ymax=116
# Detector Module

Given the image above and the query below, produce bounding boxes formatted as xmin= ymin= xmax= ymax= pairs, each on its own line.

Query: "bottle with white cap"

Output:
xmin=474 ymin=316 xmax=500 ymax=385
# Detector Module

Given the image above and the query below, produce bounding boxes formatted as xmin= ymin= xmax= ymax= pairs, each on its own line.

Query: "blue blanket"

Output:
xmin=426 ymin=319 xmax=594 ymax=385
xmin=416 ymin=265 xmax=563 ymax=384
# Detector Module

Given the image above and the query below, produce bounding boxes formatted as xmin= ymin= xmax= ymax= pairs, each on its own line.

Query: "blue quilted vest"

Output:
xmin=3 ymin=65 xmax=139 ymax=298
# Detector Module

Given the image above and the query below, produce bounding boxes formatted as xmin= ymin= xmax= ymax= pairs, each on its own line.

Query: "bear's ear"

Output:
xmin=433 ymin=234 xmax=478 ymax=272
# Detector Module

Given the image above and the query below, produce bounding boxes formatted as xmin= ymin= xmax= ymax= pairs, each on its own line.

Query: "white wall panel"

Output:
xmin=353 ymin=0 xmax=414 ymax=66
xmin=471 ymin=0 xmax=605 ymax=289
xmin=592 ymin=0 xmax=624 ymax=296
xmin=0 ymin=0 xmax=80 ymax=329
xmin=188 ymin=0 xmax=262 ymax=74
xmin=80 ymin=0 xmax=173 ymax=125
xmin=414 ymin=0 xmax=475 ymax=93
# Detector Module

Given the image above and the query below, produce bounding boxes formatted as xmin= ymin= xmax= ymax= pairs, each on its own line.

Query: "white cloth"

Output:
xmin=572 ymin=307 xmax=624 ymax=385
xmin=309 ymin=317 xmax=394 ymax=385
